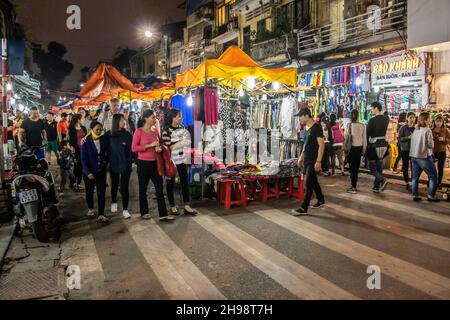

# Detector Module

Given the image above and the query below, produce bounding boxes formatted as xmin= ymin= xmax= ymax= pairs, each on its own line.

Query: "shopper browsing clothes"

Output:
xmin=292 ymin=108 xmax=326 ymax=216
xmin=366 ymin=102 xmax=390 ymax=193
xmin=320 ymin=116 xmax=334 ymax=175
xmin=132 ymin=109 xmax=175 ymax=222
xmin=69 ymin=115 xmax=87 ymax=191
xmin=162 ymin=109 xmax=198 ymax=217
xmin=107 ymin=114 xmax=132 ymax=219
xmin=81 ymin=121 xmax=110 ymax=223
xmin=344 ymin=109 xmax=367 ymax=194
xmin=397 ymin=112 xmax=416 ymax=190
xmin=393 ymin=112 xmax=407 ymax=174
xmin=410 ymin=112 xmax=439 ymax=202
xmin=432 ymin=115 xmax=450 ymax=188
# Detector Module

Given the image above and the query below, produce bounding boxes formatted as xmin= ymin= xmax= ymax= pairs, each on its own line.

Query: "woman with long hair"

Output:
xmin=410 ymin=112 xmax=439 ymax=202
xmin=344 ymin=109 xmax=367 ymax=194
xmin=81 ymin=121 xmax=110 ymax=223
xmin=108 ymin=114 xmax=133 ymax=219
xmin=132 ymin=109 xmax=175 ymax=222
xmin=397 ymin=112 xmax=416 ymax=190
xmin=68 ymin=114 xmax=87 ymax=191
xmin=162 ymin=109 xmax=197 ymax=216
xmin=392 ymin=112 xmax=407 ymax=173
xmin=432 ymin=115 xmax=450 ymax=188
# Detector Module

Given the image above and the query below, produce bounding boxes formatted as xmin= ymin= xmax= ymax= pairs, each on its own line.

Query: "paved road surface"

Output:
xmin=2 ymin=171 xmax=450 ymax=300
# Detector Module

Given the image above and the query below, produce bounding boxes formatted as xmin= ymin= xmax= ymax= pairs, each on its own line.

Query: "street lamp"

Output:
xmin=144 ymin=30 xmax=153 ymax=38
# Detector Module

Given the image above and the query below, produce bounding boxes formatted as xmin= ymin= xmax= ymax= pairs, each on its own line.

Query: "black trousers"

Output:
xmin=111 ymin=170 xmax=131 ymax=210
xmin=435 ymin=151 xmax=447 ymax=185
xmin=393 ymin=144 xmax=402 ymax=170
xmin=74 ymin=149 xmax=83 ymax=185
xmin=166 ymin=163 xmax=190 ymax=207
xmin=401 ymin=150 xmax=412 ymax=183
xmin=84 ymin=171 xmax=107 ymax=216
xmin=137 ymin=160 xmax=168 ymax=217
xmin=348 ymin=146 xmax=363 ymax=189
xmin=302 ymin=163 xmax=325 ymax=211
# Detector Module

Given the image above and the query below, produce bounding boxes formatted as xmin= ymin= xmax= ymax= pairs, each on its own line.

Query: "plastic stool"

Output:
xmin=217 ymin=178 xmax=247 ymax=210
xmin=287 ymin=175 xmax=305 ymax=201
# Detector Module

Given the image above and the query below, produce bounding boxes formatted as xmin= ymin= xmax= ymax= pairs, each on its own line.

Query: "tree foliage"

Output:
xmin=112 ymin=46 xmax=137 ymax=77
xmin=31 ymin=41 xmax=74 ymax=91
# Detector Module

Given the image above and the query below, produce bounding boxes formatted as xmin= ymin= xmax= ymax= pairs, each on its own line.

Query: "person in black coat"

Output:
xmin=107 ymin=114 xmax=133 ymax=219
xmin=81 ymin=121 xmax=110 ymax=223
xmin=68 ymin=114 xmax=87 ymax=191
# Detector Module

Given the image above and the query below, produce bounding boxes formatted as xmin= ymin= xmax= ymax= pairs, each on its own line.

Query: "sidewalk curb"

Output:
xmin=0 ymin=223 xmax=15 ymax=271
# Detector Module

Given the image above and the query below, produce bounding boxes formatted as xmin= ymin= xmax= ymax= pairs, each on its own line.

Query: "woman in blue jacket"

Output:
xmin=81 ymin=121 xmax=110 ymax=223
xmin=107 ymin=114 xmax=133 ymax=219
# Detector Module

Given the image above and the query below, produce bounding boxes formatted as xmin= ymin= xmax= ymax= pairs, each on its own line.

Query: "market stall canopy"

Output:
xmin=176 ymin=46 xmax=297 ymax=88
xmin=79 ymin=63 xmax=141 ymax=98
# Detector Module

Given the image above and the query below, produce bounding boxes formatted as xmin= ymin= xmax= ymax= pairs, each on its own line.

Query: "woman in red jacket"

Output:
xmin=132 ymin=109 xmax=175 ymax=222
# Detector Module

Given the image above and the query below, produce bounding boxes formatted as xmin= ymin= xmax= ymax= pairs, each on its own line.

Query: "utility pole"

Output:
xmin=1 ymin=38 xmax=7 ymax=184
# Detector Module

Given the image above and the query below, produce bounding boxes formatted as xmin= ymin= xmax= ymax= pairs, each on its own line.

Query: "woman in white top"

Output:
xmin=344 ymin=109 xmax=367 ymax=194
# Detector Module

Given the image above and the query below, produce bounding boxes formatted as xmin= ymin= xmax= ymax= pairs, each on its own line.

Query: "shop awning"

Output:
xmin=176 ymin=45 xmax=297 ymax=88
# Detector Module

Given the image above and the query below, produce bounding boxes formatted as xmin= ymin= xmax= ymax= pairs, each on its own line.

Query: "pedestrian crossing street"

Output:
xmin=60 ymin=176 xmax=450 ymax=300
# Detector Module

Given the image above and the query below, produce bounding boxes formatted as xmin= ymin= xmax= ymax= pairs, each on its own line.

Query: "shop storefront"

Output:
xmin=297 ymin=62 xmax=371 ymax=121
xmin=371 ymin=50 xmax=428 ymax=115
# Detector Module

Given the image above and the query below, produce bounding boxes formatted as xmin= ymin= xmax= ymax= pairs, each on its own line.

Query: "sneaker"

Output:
xmin=87 ymin=209 xmax=95 ymax=217
xmin=97 ymin=215 xmax=110 ymax=223
xmin=427 ymin=197 xmax=440 ymax=203
xmin=311 ymin=202 xmax=325 ymax=209
xmin=413 ymin=197 xmax=422 ymax=202
xmin=122 ymin=210 xmax=131 ymax=219
xmin=111 ymin=203 xmax=118 ymax=213
xmin=379 ymin=180 xmax=388 ymax=192
xmin=141 ymin=214 xmax=152 ymax=220
xmin=346 ymin=187 xmax=357 ymax=194
xmin=372 ymin=188 xmax=380 ymax=194
xmin=292 ymin=208 xmax=309 ymax=216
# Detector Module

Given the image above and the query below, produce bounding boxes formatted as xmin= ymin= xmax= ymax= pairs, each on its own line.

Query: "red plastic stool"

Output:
xmin=260 ymin=178 xmax=280 ymax=203
xmin=217 ymin=178 xmax=247 ymax=210
xmin=287 ymin=175 xmax=305 ymax=201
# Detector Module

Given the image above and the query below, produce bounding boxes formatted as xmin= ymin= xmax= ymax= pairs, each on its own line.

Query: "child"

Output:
xmin=59 ymin=140 xmax=75 ymax=194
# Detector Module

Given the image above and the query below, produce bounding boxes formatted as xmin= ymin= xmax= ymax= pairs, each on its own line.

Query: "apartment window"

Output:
xmin=243 ymin=26 xmax=251 ymax=54
xmin=275 ymin=2 xmax=295 ymax=32
xmin=215 ymin=0 xmax=236 ymax=28
xmin=296 ymin=0 xmax=310 ymax=29
xmin=257 ymin=19 xmax=267 ymax=33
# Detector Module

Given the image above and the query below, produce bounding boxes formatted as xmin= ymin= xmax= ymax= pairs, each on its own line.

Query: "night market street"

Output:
xmin=1 ymin=171 xmax=449 ymax=300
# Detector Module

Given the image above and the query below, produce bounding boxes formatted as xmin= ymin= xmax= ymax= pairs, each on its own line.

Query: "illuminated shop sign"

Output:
xmin=371 ymin=52 xmax=426 ymax=88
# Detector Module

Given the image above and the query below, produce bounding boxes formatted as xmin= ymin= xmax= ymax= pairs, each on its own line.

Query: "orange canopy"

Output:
xmin=176 ymin=46 xmax=297 ymax=88
xmin=79 ymin=64 xmax=141 ymax=98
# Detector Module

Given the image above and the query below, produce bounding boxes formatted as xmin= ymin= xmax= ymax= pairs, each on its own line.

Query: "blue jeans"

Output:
xmin=411 ymin=157 xmax=438 ymax=198
xmin=368 ymin=159 xmax=385 ymax=190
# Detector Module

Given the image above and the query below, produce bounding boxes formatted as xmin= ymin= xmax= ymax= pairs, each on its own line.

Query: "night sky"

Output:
xmin=11 ymin=0 xmax=185 ymax=90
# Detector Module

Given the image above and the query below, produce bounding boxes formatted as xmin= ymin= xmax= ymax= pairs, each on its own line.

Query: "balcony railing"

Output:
xmin=251 ymin=34 xmax=297 ymax=63
xmin=297 ymin=1 xmax=406 ymax=57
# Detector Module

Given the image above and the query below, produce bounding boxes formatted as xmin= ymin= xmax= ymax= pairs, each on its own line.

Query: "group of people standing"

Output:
xmin=15 ymin=98 xmax=197 ymax=224
xmin=293 ymin=101 xmax=449 ymax=216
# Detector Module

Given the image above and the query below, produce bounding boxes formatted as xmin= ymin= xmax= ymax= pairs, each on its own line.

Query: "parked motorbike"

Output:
xmin=10 ymin=145 xmax=61 ymax=242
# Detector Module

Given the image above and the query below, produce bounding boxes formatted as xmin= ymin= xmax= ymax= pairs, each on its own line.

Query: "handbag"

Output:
xmin=155 ymin=135 xmax=177 ymax=178
xmin=343 ymin=123 xmax=353 ymax=156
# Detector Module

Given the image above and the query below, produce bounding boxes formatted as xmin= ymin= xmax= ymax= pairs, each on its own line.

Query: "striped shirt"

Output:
xmin=162 ymin=126 xmax=190 ymax=165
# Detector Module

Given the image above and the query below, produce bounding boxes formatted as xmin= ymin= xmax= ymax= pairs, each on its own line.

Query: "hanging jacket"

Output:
xmin=107 ymin=129 xmax=132 ymax=173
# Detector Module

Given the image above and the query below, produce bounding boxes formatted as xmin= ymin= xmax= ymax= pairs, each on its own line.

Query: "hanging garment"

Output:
xmin=170 ymin=94 xmax=194 ymax=126
xmin=280 ymin=97 xmax=299 ymax=140
xmin=219 ymin=101 xmax=233 ymax=145
xmin=194 ymin=87 xmax=205 ymax=122
xmin=204 ymin=87 xmax=219 ymax=125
